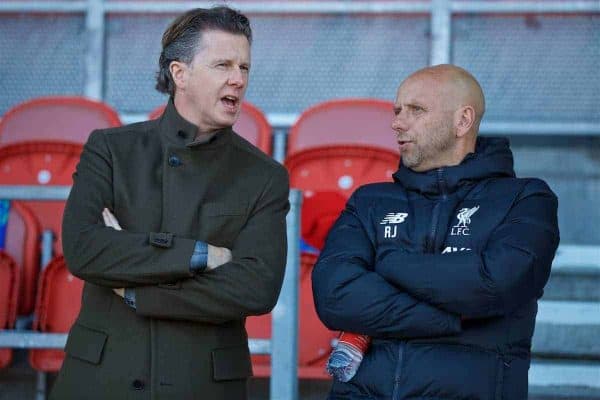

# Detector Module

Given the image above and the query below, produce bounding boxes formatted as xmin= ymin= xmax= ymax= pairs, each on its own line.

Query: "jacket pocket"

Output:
xmin=211 ymin=345 xmax=253 ymax=381
xmin=64 ymin=323 xmax=108 ymax=365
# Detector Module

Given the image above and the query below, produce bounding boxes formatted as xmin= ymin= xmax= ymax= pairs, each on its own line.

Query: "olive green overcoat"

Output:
xmin=51 ymin=101 xmax=289 ymax=400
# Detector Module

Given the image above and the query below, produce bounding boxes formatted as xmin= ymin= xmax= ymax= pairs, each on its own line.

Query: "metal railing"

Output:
xmin=0 ymin=186 xmax=302 ymax=400
xmin=0 ymin=0 xmax=599 ymax=138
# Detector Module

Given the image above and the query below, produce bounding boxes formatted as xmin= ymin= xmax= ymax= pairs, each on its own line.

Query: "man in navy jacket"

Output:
xmin=312 ymin=64 xmax=559 ymax=400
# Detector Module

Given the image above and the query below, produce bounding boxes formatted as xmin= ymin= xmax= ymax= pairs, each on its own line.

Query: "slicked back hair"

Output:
xmin=156 ymin=6 xmax=252 ymax=96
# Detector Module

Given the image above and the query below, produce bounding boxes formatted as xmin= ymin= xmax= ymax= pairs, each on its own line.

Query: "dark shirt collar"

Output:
xmin=157 ymin=97 xmax=232 ymax=149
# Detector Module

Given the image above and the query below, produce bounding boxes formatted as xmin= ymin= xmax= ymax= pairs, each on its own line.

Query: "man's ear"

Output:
xmin=454 ymin=105 xmax=476 ymax=138
xmin=169 ymin=61 xmax=187 ymax=91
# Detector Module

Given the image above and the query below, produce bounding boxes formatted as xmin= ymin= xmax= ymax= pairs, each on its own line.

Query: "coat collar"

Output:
xmin=392 ymin=136 xmax=516 ymax=196
xmin=157 ymin=98 xmax=233 ymax=149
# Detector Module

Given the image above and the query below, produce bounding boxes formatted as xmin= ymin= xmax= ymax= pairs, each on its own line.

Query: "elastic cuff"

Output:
xmin=190 ymin=240 xmax=208 ymax=274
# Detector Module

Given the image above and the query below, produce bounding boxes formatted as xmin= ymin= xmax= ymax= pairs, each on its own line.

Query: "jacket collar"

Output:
xmin=392 ymin=136 xmax=516 ymax=196
xmin=157 ymin=97 xmax=232 ymax=149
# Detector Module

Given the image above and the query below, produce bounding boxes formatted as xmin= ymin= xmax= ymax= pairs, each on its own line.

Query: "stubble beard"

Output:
xmin=401 ymin=120 xmax=455 ymax=171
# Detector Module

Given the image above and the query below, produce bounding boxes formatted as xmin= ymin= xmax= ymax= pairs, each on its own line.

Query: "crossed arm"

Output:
xmin=312 ymin=191 xmax=461 ymax=339
xmin=101 ymin=208 xmax=232 ymax=300
xmin=375 ymin=180 xmax=559 ymax=318
xmin=63 ymin=130 xmax=290 ymax=323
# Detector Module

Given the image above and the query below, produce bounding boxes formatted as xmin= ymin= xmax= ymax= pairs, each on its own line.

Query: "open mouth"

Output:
xmin=221 ymin=95 xmax=239 ymax=112
xmin=397 ymin=140 xmax=412 ymax=150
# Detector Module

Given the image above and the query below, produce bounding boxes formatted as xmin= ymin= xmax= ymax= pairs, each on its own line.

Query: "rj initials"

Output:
xmin=384 ymin=226 xmax=397 ymax=238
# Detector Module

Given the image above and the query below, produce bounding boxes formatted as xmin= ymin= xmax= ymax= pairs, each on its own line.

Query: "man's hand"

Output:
xmin=102 ymin=208 xmax=126 ymax=296
xmin=103 ymin=208 xmax=122 ymax=231
xmin=207 ymin=244 xmax=232 ymax=271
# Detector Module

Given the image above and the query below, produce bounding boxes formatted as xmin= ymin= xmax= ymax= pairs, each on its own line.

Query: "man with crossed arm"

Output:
xmin=313 ymin=64 xmax=559 ymax=400
xmin=52 ymin=7 xmax=289 ymax=400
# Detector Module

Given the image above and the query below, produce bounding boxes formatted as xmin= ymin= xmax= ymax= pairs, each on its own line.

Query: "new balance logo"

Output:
xmin=380 ymin=213 xmax=408 ymax=225
xmin=380 ymin=212 xmax=408 ymax=238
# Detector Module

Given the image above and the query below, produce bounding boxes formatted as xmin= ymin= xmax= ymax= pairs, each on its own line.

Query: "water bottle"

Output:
xmin=326 ymin=332 xmax=371 ymax=382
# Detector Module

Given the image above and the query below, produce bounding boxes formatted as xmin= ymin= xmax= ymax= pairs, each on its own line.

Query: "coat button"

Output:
xmin=132 ymin=379 xmax=145 ymax=390
xmin=168 ymin=155 xmax=181 ymax=167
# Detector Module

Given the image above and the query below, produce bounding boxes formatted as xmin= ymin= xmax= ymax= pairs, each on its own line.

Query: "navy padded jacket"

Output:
xmin=312 ymin=137 xmax=559 ymax=400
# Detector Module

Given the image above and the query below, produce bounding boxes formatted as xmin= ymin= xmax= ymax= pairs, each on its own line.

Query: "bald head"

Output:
xmin=404 ymin=64 xmax=485 ymax=130
xmin=392 ymin=64 xmax=486 ymax=171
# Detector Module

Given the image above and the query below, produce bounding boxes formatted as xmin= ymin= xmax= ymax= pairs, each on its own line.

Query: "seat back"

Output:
xmin=29 ymin=256 xmax=84 ymax=372
xmin=0 ymin=96 xmax=121 ymax=145
xmin=0 ymin=142 xmax=83 ymax=314
xmin=149 ymin=101 xmax=272 ymax=154
xmin=285 ymin=145 xmax=399 ymax=198
xmin=3 ymin=202 xmax=40 ymax=315
xmin=287 ymin=99 xmax=397 ymax=156
xmin=0 ymin=252 xmax=19 ymax=368
xmin=301 ymin=191 xmax=347 ymax=250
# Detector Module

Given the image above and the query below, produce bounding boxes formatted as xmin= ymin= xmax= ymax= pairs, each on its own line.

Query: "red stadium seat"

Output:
xmin=287 ymin=99 xmax=398 ymax=156
xmin=0 ymin=252 xmax=19 ymax=368
xmin=2 ymin=202 xmax=41 ymax=316
xmin=29 ymin=256 xmax=84 ymax=372
xmin=246 ymin=253 xmax=334 ymax=379
xmin=149 ymin=101 xmax=272 ymax=154
xmin=285 ymin=145 xmax=399 ymax=198
xmin=0 ymin=142 xmax=83 ymax=314
xmin=0 ymin=96 xmax=121 ymax=145
xmin=301 ymin=191 xmax=347 ymax=250
xmin=248 ymin=145 xmax=399 ymax=379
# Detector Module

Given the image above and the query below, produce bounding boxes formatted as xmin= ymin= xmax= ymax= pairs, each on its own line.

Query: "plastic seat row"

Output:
xmin=0 ymin=95 xmax=400 ymax=378
xmin=0 ymin=96 xmax=399 ymax=153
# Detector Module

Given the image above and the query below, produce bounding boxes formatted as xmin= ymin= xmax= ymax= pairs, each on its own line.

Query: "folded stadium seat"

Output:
xmin=149 ymin=101 xmax=272 ymax=155
xmin=29 ymin=256 xmax=84 ymax=372
xmin=0 ymin=252 xmax=19 ymax=368
xmin=0 ymin=96 xmax=121 ymax=145
xmin=287 ymin=98 xmax=398 ymax=156
xmin=1 ymin=201 xmax=40 ymax=323
xmin=246 ymin=252 xmax=334 ymax=379
xmin=247 ymin=145 xmax=399 ymax=379
xmin=301 ymin=191 xmax=347 ymax=250
xmin=0 ymin=142 xmax=83 ymax=314
xmin=280 ymin=144 xmax=398 ymax=378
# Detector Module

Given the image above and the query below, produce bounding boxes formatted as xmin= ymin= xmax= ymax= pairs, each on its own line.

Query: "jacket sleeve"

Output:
xmin=62 ymin=130 xmax=197 ymax=287
xmin=376 ymin=180 xmax=559 ymax=318
xmin=133 ymin=167 xmax=290 ymax=324
xmin=312 ymin=190 xmax=461 ymax=338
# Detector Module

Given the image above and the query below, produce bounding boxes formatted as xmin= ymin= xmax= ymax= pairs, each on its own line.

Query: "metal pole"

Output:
xmin=451 ymin=1 xmax=600 ymax=13
xmin=40 ymin=230 xmax=54 ymax=269
xmin=430 ymin=0 xmax=451 ymax=66
xmin=103 ymin=1 xmax=431 ymax=14
xmin=0 ymin=186 xmax=71 ymax=201
xmin=84 ymin=0 xmax=105 ymax=100
xmin=35 ymin=372 xmax=47 ymax=400
xmin=272 ymin=129 xmax=288 ymax=164
xmin=270 ymin=189 xmax=301 ymax=400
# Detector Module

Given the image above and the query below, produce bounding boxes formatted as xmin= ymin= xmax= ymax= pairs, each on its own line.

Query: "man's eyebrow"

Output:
xmin=211 ymin=58 xmax=250 ymax=66
xmin=393 ymin=102 xmax=426 ymax=113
